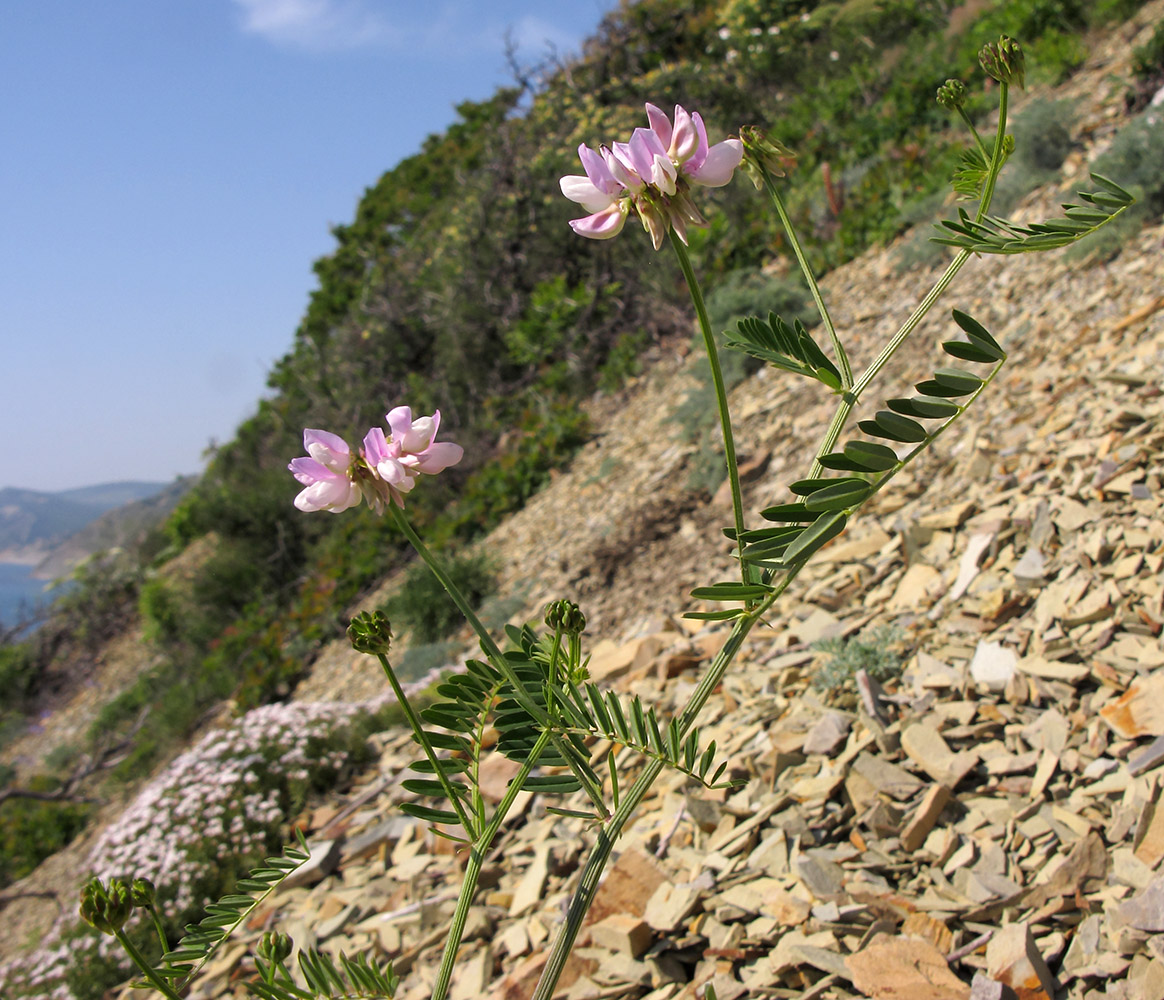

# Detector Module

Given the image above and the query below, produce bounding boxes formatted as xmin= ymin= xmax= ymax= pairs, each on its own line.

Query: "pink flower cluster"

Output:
xmin=289 ymin=405 xmax=464 ymax=514
xmin=560 ymin=103 xmax=743 ymax=249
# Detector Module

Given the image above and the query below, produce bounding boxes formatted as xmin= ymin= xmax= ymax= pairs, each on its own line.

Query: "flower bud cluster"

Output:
xmin=936 ymin=79 xmax=967 ymax=111
xmin=544 ymin=599 xmax=586 ymax=636
xmin=738 ymin=125 xmax=795 ymax=190
xmin=560 ymin=103 xmax=743 ymax=249
xmin=79 ymin=877 xmax=134 ymax=935
xmin=979 ymin=35 xmax=1025 ymax=89
xmin=289 ymin=405 xmax=463 ymax=514
xmin=349 ymin=610 xmax=394 ymax=654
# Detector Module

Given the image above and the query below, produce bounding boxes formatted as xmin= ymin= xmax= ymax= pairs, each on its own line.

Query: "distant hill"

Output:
xmin=32 ymin=478 xmax=196 ymax=579
xmin=0 ymin=480 xmax=184 ymax=567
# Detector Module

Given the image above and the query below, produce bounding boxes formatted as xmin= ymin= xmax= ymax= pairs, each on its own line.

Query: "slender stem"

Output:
xmin=115 ymin=928 xmax=184 ymax=1000
xmin=758 ymin=164 xmax=852 ymax=389
xmin=390 ymin=505 xmax=609 ymax=818
xmin=805 ymin=84 xmax=1011 ymax=480
xmin=957 ymin=107 xmax=991 ymax=166
xmin=976 ymin=83 xmax=1009 ymax=226
xmin=533 ymin=572 xmax=799 ymax=1000
xmin=375 ymin=652 xmax=475 ymax=834
xmin=669 ymin=231 xmax=748 ymax=578
xmin=146 ymin=905 xmax=170 ymax=959
xmin=431 ymin=728 xmax=552 ymax=1000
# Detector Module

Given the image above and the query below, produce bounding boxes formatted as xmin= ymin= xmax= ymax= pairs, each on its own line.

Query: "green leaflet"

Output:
xmin=725 ymin=312 xmax=843 ymax=390
xmin=933 ymin=173 xmax=1133 ymax=254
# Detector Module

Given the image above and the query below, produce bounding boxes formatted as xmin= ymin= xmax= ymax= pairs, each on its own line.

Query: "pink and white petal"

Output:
xmin=362 ymin=426 xmax=395 ymax=468
xmin=689 ymin=139 xmax=743 ymax=187
xmin=670 ymin=106 xmax=700 ymax=163
xmin=645 ymin=103 xmax=672 ymax=149
xmin=578 ymin=144 xmax=619 ymax=195
xmin=569 ymin=203 xmax=627 ymax=240
xmin=559 ymin=175 xmax=614 ymax=213
xmin=651 ymin=153 xmax=677 ymax=195
xmin=603 ymin=146 xmax=642 ymax=192
xmin=303 ymin=429 xmax=350 ymax=470
xmin=411 ymin=441 xmax=464 ymax=474
xmin=629 ymin=128 xmax=668 ymax=179
xmin=386 ymin=406 xmax=414 ymax=440
xmin=399 ymin=415 xmax=435 ymax=453
xmin=684 ymin=113 xmax=710 ymax=173
xmin=288 ymin=456 xmax=331 ymax=485
xmin=375 ymin=455 xmax=409 ymax=486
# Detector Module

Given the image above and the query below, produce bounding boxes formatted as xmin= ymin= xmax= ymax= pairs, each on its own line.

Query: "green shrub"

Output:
xmin=0 ymin=780 xmax=94 ymax=887
xmin=598 ymin=329 xmax=651 ymax=392
xmin=1072 ymin=108 xmax=1164 ymax=259
xmin=1132 ymin=19 xmax=1164 ymax=80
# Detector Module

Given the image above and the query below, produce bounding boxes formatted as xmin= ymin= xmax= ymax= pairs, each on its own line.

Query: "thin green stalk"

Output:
xmin=116 ymin=929 xmax=184 ymax=1000
xmin=957 ymin=107 xmax=992 ymax=166
xmin=431 ymin=728 xmax=552 ymax=1000
xmin=145 ymin=905 xmax=170 ymax=960
xmin=389 ymin=505 xmax=609 ymax=818
xmin=374 ymin=651 xmax=475 ymax=835
xmin=533 ymin=573 xmax=798 ymax=1000
xmin=806 ymin=84 xmax=1011 ymax=479
xmin=757 ymin=164 xmax=852 ymax=389
xmin=669 ymin=230 xmax=747 ymax=577
xmin=976 ymin=83 xmax=1009 ymax=226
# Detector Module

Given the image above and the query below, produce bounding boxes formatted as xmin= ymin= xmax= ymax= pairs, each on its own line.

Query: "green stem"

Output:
xmin=115 ymin=928 xmax=184 ymax=1000
xmin=957 ymin=107 xmax=992 ymax=167
xmin=976 ymin=82 xmax=1009 ymax=226
xmin=431 ymin=728 xmax=552 ymax=1000
xmin=757 ymin=164 xmax=851 ymax=389
xmin=532 ymin=572 xmax=798 ymax=1000
xmin=669 ymin=231 xmax=748 ymax=578
xmin=146 ymin=905 xmax=170 ymax=959
xmin=375 ymin=651 xmax=476 ymax=835
xmin=806 ymin=84 xmax=1011 ymax=480
xmin=389 ymin=505 xmax=609 ymax=818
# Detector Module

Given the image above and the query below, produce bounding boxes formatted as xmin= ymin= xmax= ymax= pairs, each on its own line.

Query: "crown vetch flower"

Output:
xmin=362 ymin=407 xmax=463 ymax=510
xmin=288 ymin=429 xmax=363 ymax=513
xmin=561 ymin=103 xmax=742 ymax=250
xmin=289 ymin=407 xmax=463 ymax=514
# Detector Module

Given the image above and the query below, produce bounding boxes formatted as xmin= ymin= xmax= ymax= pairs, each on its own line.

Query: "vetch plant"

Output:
xmin=87 ymin=35 xmax=1134 ymax=1000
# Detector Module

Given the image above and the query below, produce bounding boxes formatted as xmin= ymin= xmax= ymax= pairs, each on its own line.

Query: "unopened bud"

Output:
xmin=545 ymin=599 xmax=586 ymax=636
xmin=257 ymin=931 xmax=294 ymax=964
xmin=739 ymin=125 xmax=796 ymax=189
xmin=936 ymin=79 xmax=967 ymax=111
xmin=348 ymin=611 xmax=393 ymax=655
xmin=979 ymin=36 xmax=1024 ymax=89
xmin=130 ymin=877 xmax=156 ymax=908
xmin=79 ymin=877 xmax=133 ymax=934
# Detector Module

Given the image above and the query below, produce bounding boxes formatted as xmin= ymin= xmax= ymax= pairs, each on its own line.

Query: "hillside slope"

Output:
xmin=2 ymin=3 xmax=1163 ymax=996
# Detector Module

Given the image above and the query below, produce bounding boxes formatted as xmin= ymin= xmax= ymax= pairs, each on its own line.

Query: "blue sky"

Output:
xmin=1 ymin=0 xmax=615 ymax=492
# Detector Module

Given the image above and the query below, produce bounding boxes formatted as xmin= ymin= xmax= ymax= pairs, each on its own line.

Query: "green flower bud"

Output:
xmin=979 ymin=36 xmax=1025 ymax=89
xmin=348 ymin=610 xmax=393 ymax=655
xmin=257 ymin=931 xmax=294 ymax=964
xmin=739 ymin=125 xmax=796 ymax=190
xmin=79 ymin=877 xmax=133 ymax=934
xmin=545 ymin=599 xmax=586 ymax=636
xmin=936 ymin=79 xmax=967 ymax=111
xmin=130 ymin=877 xmax=156 ymax=908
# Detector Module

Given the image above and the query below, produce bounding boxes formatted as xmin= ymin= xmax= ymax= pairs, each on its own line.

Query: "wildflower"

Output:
xmin=362 ymin=406 xmax=463 ymax=510
xmin=288 ymin=429 xmax=362 ymax=513
xmin=979 ymin=35 xmax=1024 ymax=89
xmin=560 ymin=103 xmax=742 ymax=250
xmin=289 ymin=407 xmax=463 ymax=515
